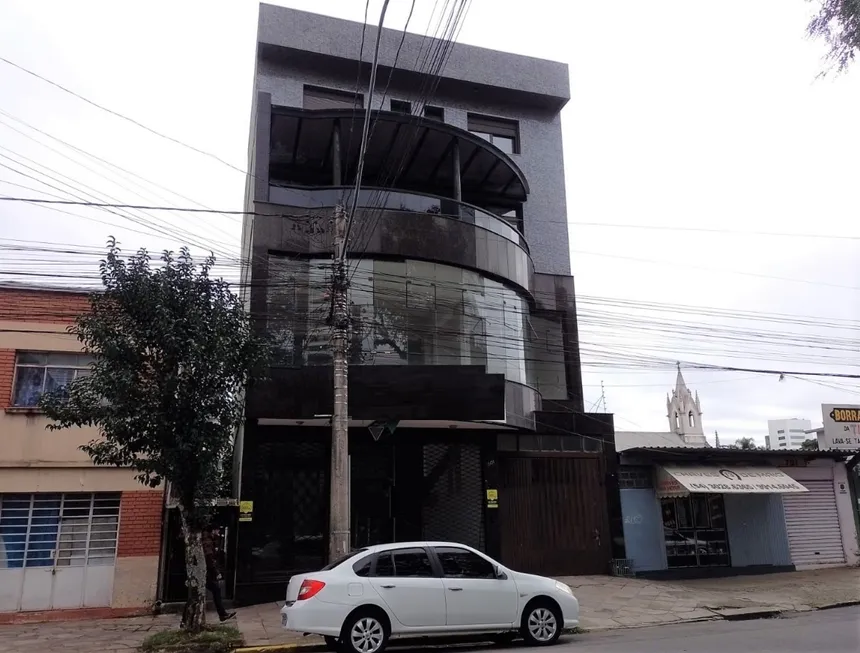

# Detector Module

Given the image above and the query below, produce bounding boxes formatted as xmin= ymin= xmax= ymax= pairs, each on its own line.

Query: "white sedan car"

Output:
xmin=281 ymin=541 xmax=579 ymax=653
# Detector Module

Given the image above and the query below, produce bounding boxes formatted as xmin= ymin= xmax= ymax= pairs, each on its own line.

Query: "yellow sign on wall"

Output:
xmin=239 ymin=500 xmax=254 ymax=522
xmin=486 ymin=489 xmax=498 ymax=509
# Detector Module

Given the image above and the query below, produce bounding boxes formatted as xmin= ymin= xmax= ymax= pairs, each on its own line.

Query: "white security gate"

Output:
xmin=0 ymin=493 xmax=121 ymax=612
xmin=782 ymin=481 xmax=845 ymax=567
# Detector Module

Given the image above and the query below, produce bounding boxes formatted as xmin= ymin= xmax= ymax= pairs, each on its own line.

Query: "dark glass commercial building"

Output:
xmin=228 ymin=4 xmax=622 ymax=604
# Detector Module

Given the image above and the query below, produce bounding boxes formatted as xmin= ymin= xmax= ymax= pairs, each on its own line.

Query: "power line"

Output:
xmin=0 ymin=111 xmax=244 ymax=247
xmin=342 ymin=0 xmax=392 ymax=258
xmin=572 ymin=248 xmax=860 ymax=290
xmin=2 ymin=320 xmax=856 ymax=381
xmin=0 ymin=150 xmax=238 ymax=256
xmin=0 ymin=55 xmax=248 ymax=177
xmin=0 ymin=195 xmax=315 ymax=217
xmin=345 ymin=0 xmax=473 ymax=276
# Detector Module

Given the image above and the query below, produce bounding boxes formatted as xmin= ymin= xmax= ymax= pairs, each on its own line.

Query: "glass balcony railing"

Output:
xmin=268 ymin=185 xmax=529 ymax=254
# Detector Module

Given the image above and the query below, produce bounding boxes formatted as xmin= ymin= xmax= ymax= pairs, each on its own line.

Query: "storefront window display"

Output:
xmin=660 ymin=494 xmax=730 ymax=568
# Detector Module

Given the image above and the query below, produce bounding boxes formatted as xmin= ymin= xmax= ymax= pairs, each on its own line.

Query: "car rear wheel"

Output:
xmin=341 ymin=611 xmax=388 ymax=653
xmin=521 ymin=600 xmax=562 ymax=646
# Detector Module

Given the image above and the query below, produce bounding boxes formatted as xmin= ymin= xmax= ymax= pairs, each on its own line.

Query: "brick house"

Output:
xmin=0 ymin=283 xmax=163 ymax=620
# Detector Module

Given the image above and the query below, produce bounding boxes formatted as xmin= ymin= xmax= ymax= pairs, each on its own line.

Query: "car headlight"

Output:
xmin=555 ymin=581 xmax=573 ymax=595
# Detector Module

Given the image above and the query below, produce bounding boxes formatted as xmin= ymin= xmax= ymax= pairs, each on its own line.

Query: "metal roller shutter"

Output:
xmin=0 ymin=492 xmax=121 ymax=612
xmin=782 ymin=481 xmax=845 ymax=567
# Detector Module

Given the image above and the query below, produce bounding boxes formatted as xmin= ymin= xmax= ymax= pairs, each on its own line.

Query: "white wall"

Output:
xmin=767 ymin=418 xmax=812 ymax=450
xmin=833 ymin=463 xmax=860 ymax=566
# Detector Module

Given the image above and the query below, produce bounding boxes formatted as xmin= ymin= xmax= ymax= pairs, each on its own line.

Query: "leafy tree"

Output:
xmin=801 ymin=438 xmax=820 ymax=451
xmin=40 ymin=240 xmax=267 ymax=632
xmin=734 ymin=437 xmax=758 ymax=450
xmin=807 ymin=0 xmax=860 ymax=73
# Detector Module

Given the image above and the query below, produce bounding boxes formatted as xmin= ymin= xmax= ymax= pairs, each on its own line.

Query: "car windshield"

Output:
xmin=320 ymin=548 xmax=369 ymax=571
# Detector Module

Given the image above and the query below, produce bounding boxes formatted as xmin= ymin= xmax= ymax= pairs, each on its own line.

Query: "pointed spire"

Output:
xmin=675 ymin=362 xmax=688 ymax=398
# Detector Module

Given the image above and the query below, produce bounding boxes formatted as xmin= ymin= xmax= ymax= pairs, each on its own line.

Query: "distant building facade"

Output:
xmin=766 ymin=418 xmax=812 ymax=450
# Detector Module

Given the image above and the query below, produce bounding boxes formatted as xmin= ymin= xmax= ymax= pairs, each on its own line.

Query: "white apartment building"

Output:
xmin=766 ymin=418 xmax=812 ymax=450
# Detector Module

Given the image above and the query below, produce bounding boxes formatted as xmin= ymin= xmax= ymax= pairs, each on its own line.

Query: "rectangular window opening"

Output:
xmin=12 ymin=351 xmax=94 ymax=408
xmin=423 ymin=105 xmax=444 ymax=121
xmin=303 ymin=85 xmax=364 ymax=111
xmin=467 ymin=113 xmax=520 ymax=154
xmin=390 ymin=99 xmax=412 ymax=115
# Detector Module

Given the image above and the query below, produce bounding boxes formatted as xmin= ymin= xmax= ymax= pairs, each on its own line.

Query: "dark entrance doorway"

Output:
xmin=235 ymin=426 xmax=488 ymax=604
xmin=660 ymin=494 xmax=730 ymax=568
xmin=159 ymin=505 xmax=237 ymax=604
xmin=235 ymin=435 xmax=328 ymax=602
xmin=350 ymin=439 xmax=394 ymax=548
xmin=349 ymin=437 xmax=486 ymax=550
xmin=498 ymin=455 xmax=611 ymax=576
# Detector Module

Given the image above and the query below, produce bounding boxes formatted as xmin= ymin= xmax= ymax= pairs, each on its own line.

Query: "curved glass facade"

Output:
xmin=267 ymin=256 xmax=533 ymax=388
xmin=268 ymin=185 xmax=528 ymax=253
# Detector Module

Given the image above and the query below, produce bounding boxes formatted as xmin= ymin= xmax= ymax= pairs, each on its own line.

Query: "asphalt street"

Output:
xmin=391 ymin=606 xmax=860 ymax=653
xmin=549 ymin=606 xmax=860 ymax=653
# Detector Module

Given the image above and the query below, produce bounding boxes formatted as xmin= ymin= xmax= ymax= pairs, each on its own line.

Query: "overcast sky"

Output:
xmin=0 ymin=0 xmax=858 ymax=444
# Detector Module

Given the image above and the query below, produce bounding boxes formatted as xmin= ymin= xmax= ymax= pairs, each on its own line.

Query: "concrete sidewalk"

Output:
xmin=1 ymin=568 xmax=858 ymax=652
xmin=560 ymin=567 xmax=860 ymax=631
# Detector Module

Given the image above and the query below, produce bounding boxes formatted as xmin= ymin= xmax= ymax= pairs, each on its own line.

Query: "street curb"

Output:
xmin=583 ymin=615 xmax=721 ymax=633
xmin=816 ymin=600 xmax=860 ymax=611
xmin=716 ymin=608 xmax=783 ymax=622
xmin=234 ymin=640 xmax=508 ymax=653
xmin=233 ymin=638 xmax=505 ymax=653
xmin=234 ymin=644 xmax=327 ymax=653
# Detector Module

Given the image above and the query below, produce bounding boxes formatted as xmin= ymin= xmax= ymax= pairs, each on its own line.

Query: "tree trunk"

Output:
xmin=178 ymin=503 xmax=208 ymax=633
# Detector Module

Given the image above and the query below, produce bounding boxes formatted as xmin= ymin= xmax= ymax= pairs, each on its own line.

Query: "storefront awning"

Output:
xmin=656 ymin=465 xmax=808 ymax=498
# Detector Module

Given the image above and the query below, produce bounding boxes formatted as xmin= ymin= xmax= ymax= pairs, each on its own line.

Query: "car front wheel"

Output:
xmin=341 ymin=611 xmax=389 ymax=653
xmin=521 ymin=601 xmax=562 ymax=646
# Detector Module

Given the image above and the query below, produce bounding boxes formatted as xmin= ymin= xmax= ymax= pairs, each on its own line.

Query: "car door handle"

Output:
xmin=448 ymin=587 xmax=463 ymax=591
xmin=380 ymin=584 xmax=396 ymax=589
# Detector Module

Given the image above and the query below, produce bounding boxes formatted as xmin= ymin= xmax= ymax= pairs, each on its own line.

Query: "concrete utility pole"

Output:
xmin=327 ymin=0 xmax=390 ymax=563
xmin=329 ymin=204 xmax=350 ymax=560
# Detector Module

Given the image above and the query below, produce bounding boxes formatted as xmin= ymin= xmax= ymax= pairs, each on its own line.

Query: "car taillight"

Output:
xmin=298 ymin=579 xmax=326 ymax=600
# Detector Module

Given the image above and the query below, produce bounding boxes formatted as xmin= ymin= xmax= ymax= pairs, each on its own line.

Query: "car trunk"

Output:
xmin=285 ymin=573 xmax=313 ymax=603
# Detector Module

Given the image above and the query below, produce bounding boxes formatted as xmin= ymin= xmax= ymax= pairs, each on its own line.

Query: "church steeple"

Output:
xmin=675 ymin=363 xmax=687 ymax=398
xmin=666 ymin=363 xmax=708 ymax=446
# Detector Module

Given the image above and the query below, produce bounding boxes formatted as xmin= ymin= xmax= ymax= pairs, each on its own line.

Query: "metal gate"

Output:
xmin=499 ymin=455 xmax=611 ymax=576
xmin=422 ymin=443 xmax=485 ymax=551
xmin=782 ymin=481 xmax=845 ymax=567
xmin=0 ymin=493 xmax=121 ymax=612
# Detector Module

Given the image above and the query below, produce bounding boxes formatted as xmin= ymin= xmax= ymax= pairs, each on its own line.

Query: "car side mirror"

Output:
xmin=494 ymin=565 xmax=507 ymax=580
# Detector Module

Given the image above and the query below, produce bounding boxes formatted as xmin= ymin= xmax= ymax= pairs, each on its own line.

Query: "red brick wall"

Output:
xmin=0 ymin=288 xmax=90 ymax=407
xmin=117 ymin=491 xmax=164 ymax=558
xmin=0 ymin=348 xmax=14 ymax=409
xmin=0 ymin=287 xmax=89 ymax=324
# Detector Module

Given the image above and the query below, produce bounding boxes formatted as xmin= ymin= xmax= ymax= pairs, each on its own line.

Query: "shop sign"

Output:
xmin=821 ymin=404 xmax=860 ymax=451
xmin=656 ymin=465 xmax=808 ymax=497
xmin=486 ymin=489 xmax=498 ymax=509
